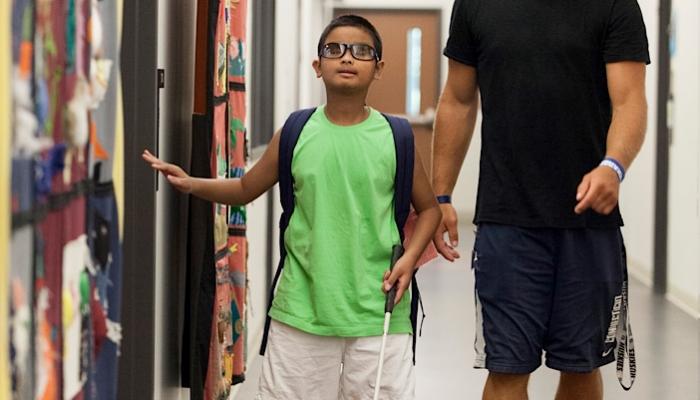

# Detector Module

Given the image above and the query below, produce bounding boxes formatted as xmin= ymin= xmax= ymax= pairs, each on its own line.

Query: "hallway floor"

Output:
xmin=234 ymin=226 xmax=700 ymax=399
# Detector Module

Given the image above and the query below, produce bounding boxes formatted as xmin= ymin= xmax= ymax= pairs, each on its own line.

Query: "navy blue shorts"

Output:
xmin=472 ymin=223 xmax=629 ymax=374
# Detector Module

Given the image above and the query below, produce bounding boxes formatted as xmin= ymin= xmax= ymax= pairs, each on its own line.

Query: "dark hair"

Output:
xmin=317 ymin=14 xmax=383 ymax=60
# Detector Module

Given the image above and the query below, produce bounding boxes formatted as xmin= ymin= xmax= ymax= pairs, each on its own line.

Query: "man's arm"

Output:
xmin=432 ymin=59 xmax=479 ymax=261
xmin=575 ymin=62 xmax=647 ymax=215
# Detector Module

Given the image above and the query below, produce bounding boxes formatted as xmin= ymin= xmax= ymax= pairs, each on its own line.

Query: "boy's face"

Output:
xmin=313 ymin=26 xmax=385 ymax=94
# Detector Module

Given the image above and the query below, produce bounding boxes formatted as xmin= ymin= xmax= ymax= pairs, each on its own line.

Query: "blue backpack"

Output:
xmin=259 ymin=108 xmax=425 ymax=364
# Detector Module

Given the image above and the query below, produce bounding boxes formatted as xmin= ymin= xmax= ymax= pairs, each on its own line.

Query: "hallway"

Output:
xmin=236 ymin=225 xmax=700 ymax=399
xmin=4 ymin=1 xmax=700 ymax=398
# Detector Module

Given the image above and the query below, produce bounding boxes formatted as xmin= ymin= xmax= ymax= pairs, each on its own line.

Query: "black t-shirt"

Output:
xmin=444 ymin=0 xmax=650 ymax=228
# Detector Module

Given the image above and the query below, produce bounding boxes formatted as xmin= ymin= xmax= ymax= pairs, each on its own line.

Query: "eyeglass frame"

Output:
xmin=318 ymin=42 xmax=380 ymax=62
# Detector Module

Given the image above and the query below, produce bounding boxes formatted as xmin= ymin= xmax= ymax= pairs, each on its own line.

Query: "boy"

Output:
xmin=143 ymin=15 xmax=441 ymax=400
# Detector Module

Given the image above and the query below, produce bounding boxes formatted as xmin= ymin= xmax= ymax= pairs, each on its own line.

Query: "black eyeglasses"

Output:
xmin=319 ymin=42 xmax=379 ymax=61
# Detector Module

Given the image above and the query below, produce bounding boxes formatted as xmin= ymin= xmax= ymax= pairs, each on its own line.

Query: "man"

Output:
xmin=432 ymin=1 xmax=649 ymax=399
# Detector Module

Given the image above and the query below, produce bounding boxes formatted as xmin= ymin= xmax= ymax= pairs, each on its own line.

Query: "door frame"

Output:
xmin=654 ymin=0 xmax=672 ymax=295
xmin=120 ymin=0 xmax=159 ymax=398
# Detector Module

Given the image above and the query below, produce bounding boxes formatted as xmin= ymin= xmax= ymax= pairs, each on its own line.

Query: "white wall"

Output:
xmin=619 ymin=0 xmax=659 ymax=285
xmin=667 ymin=0 xmax=700 ymax=316
xmin=155 ymin=0 xmax=197 ymax=398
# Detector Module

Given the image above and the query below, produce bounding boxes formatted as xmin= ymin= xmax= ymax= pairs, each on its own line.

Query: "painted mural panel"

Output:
xmin=188 ymin=0 xmax=249 ymax=398
xmin=1 ymin=1 xmax=13 ymax=397
xmin=7 ymin=1 xmax=123 ymax=399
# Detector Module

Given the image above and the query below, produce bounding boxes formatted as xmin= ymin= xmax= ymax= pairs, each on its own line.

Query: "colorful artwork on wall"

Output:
xmin=6 ymin=1 xmax=123 ymax=399
xmin=187 ymin=0 xmax=249 ymax=398
xmin=1 ymin=1 xmax=12 ymax=397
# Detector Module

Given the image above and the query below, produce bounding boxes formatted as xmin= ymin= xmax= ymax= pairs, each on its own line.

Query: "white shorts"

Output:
xmin=256 ymin=320 xmax=415 ymax=400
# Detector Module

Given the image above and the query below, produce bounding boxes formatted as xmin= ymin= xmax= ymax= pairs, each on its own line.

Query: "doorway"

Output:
xmin=334 ymin=9 xmax=442 ymax=176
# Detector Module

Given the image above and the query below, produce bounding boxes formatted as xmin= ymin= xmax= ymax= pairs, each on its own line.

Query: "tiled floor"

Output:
xmin=234 ymin=226 xmax=700 ymax=399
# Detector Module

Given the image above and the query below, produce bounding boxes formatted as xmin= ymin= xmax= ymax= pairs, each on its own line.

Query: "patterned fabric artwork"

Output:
xmin=1 ymin=2 xmax=13 ymax=397
xmin=226 ymin=0 xmax=248 ymax=385
xmin=190 ymin=0 xmax=249 ymax=399
xmin=7 ymin=1 xmax=123 ymax=399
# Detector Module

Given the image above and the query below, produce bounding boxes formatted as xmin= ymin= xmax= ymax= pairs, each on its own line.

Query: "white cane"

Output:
xmin=373 ymin=245 xmax=404 ymax=400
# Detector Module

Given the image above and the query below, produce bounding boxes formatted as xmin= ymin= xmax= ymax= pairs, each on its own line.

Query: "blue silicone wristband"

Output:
xmin=436 ymin=195 xmax=452 ymax=204
xmin=600 ymin=157 xmax=625 ymax=182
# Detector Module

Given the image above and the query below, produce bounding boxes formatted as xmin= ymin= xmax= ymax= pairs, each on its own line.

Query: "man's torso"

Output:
xmin=445 ymin=0 xmax=649 ymax=228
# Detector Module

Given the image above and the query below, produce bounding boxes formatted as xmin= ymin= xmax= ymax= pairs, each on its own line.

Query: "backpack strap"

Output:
xmin=259 ymin=107 xmax=316 ymax=356
xmin=382 ymin=113 xmax=414 ymax=242
xmin=382 ymin=113 xmax=424 ymax=365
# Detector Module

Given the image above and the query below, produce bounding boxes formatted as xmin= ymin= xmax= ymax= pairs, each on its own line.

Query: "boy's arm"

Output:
xmin=143 ymin=130 xmax=281 ymax=206
xmin=383 ymin=149 xmax=442 ymax=304
xmin=405 ymin=150 xmax=442 ymax=263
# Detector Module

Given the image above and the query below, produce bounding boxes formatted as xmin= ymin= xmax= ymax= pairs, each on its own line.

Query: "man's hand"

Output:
xmin=382 ymin=255 xmax=416 ymax=305
xmin=433 ymin=203 xmax=461 ymax=262
xmin=142 ymin=149 xmax=194 ymax=193
xmin=574 ymin=166 xmax=620 ymax=215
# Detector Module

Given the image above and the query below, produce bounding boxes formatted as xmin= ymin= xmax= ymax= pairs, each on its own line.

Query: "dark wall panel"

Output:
xmin=119 ymin=0 xmax=158 ymax=398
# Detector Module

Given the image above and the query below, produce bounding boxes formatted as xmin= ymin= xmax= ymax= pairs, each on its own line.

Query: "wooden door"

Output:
xmin=334 ymin=9 xmax=441 ymax=176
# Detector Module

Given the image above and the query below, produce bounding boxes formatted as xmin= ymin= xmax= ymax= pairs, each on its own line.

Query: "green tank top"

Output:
xmin=269 ymin=106 xmax=412 ymax=337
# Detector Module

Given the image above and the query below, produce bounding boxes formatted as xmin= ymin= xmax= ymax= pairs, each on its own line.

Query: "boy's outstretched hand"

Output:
xmin=142 ymin=149 xmax=193 ymax=193
xmin=382 ymin=256 xmax=415 ymax=305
